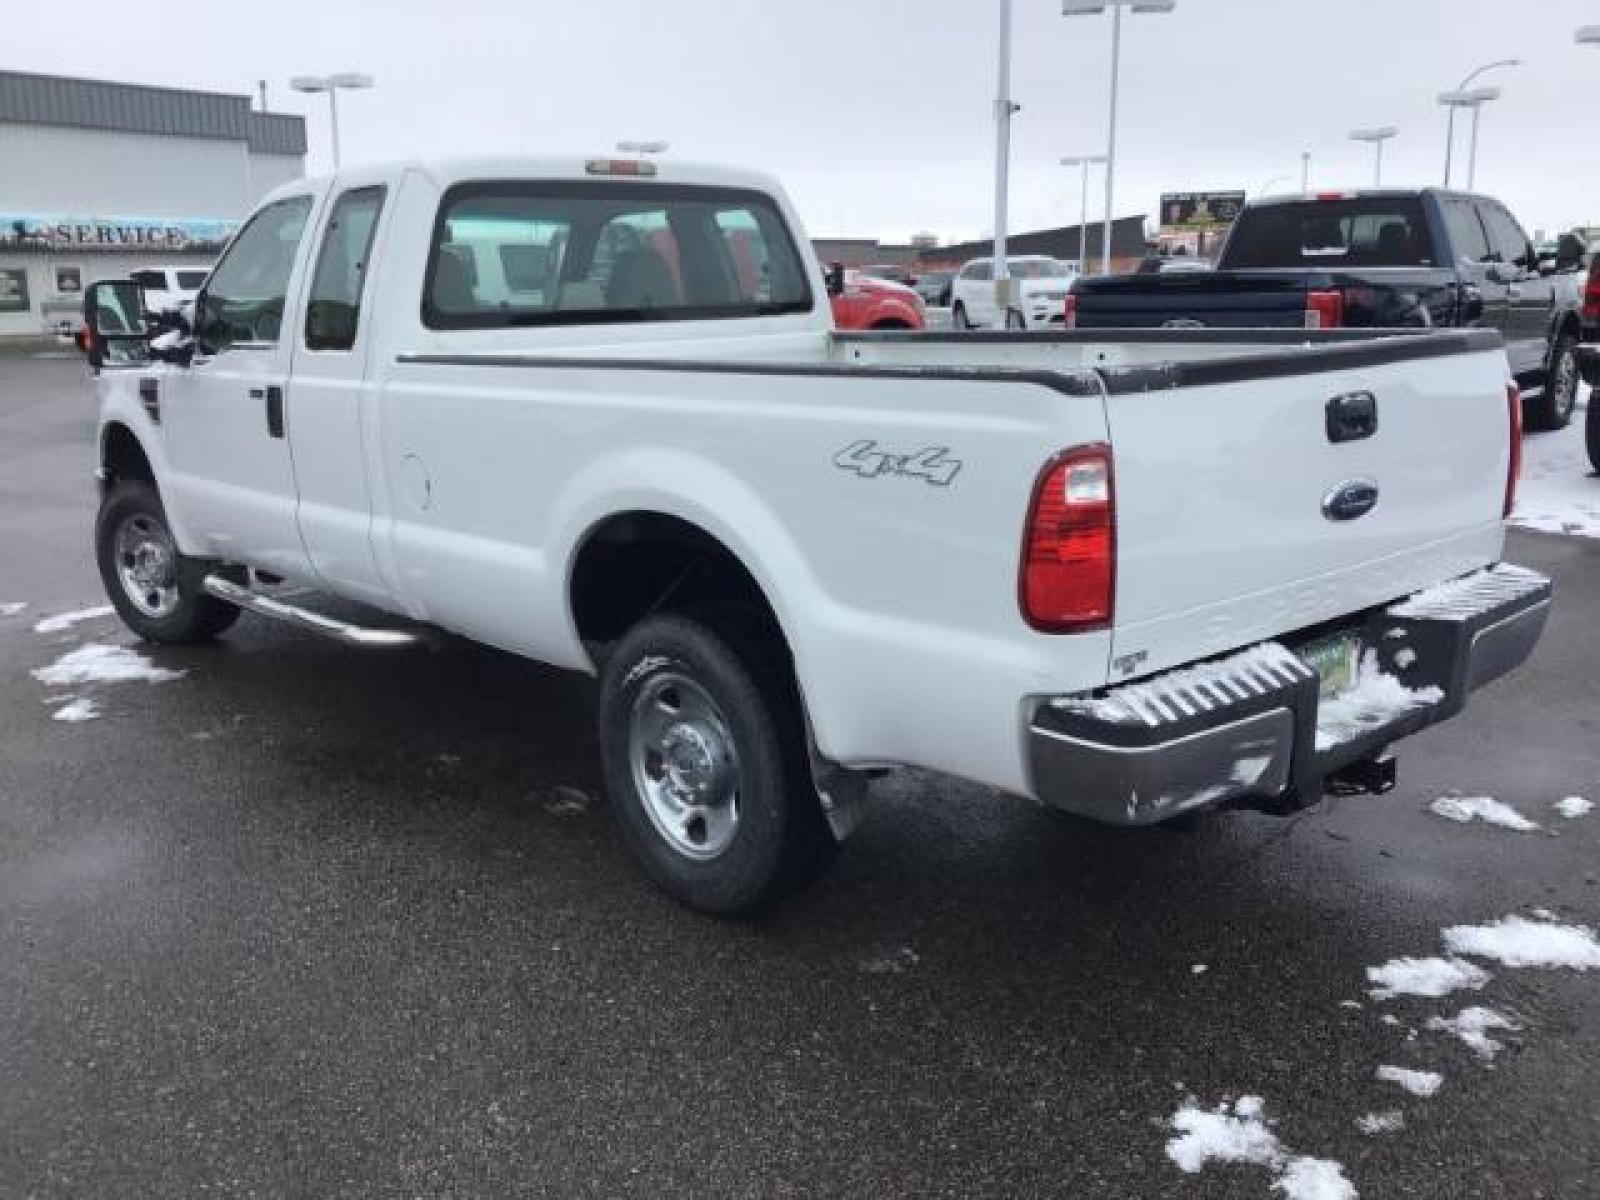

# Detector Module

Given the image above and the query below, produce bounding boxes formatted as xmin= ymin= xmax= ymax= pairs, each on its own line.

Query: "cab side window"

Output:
xmin=195 ymin=195 xmax=312 ymax=353
xmin=305 ymin=186 xmax=386 ymax=352
xmin=1478 ymin=202 xmax=1533 ymax=270
xmin=1440 ymin=196 xmax=1491 ymax=264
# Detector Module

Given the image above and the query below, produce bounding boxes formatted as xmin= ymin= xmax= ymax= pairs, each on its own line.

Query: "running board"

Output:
xmin=202 ymin=575 xmax=422 ymax=648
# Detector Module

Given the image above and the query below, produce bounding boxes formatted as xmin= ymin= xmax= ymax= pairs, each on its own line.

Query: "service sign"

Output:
xmin=1160 ymin=191 xmax=1246 ymax=234
xmin=0 ymin=213 xmax=238 ymax=253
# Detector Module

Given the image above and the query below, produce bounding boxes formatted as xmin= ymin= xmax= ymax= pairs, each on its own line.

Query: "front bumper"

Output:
xmin=1027 ymin=564 xmax=1551 ymax=826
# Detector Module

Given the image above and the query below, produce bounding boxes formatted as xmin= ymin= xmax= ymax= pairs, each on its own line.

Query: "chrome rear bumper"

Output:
xmin=1027 ymin=564 xmax=1551 ymax=826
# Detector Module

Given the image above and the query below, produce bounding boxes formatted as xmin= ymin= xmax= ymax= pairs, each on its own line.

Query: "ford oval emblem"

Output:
xmin=1322 ymin=478 xmax=1380 ymax=522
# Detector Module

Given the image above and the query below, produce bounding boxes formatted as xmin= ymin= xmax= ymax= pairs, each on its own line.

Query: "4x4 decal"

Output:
xmin=833 ymin=440 xmax=963 ymax=487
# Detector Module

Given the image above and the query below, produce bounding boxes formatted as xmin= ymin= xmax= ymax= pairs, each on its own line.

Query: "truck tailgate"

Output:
xmin=1075 ymin=272 xmax=1308 ymax=329
xmin=1105 ymin=333 xmax=1512 ymax=681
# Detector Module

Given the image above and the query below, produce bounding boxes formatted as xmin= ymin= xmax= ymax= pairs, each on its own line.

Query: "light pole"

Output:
xmin=992 ymin=0 xmax=1019 ymax=301
xmin=1580 ymin=25 xmax=1600 ymax=46
xmin=1349 ymin=127 xmax=1398 ymax=187
xmin=1441 ymin=59 xmax=1520 ymax=186
xmin=1061 ymin=154 xmax=1107 ymax=276
xmin=1438 ymin=87 xmax=1500 ymax=191
xmin=289 ymin=72 xmax=374 ymax=170
xmin=1300 ymin=151 xmax=1311 ymax=193
xmin=1062 ymin=0 xmax=1176 ymax=275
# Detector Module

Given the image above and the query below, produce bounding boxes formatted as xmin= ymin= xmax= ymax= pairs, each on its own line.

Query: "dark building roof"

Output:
xmin=927 ymin=215 xmax=1148 ymax=266
xmin=0 ymin=69 xmax=306 ymax=156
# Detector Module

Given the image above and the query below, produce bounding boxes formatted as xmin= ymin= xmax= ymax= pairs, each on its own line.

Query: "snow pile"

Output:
xmin=543 ymin=785 xmax=591 ymax=817
xmin=1425 ymin=1006 xmax=1519 ymax=1062
xmin=1442 ymin=916 xmax=1600 ymax=971
xmin=0 ymin=601 xmax=25 ymax=618
xmin=1354 ymin=1111 xmax=1404 ymax=1136
xmin=1555 ymin=796 xmax=1593 ymax=819
xmin=32 ymin=605 xmax=115 ymax=634
xmin=1376 ymin=1066 xmax=1442 ymax=1098
xmin=1511 ymin=401 xmax=1600 ymax=540
xmin=1367 ymin=955 xmax=1490 ymax=1000
xmin=51 ymin=697 xmax=100 ymax=723
xmin=32 ymin=643 xmax=185 ymax=688
xmin=858 ymin=946 xmax=920 ymax=976
xmin=1428 ymin=795 xmax=1540 ymax=832
xmin=1315 ymin=652 xmax=1442 ymax=751
xmin=1166 ymin=1096 xmax=1356 ymax=1199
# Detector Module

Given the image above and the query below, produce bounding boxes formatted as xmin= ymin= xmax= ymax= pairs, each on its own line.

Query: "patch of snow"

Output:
xmin=1511 ymin=412 xmax=1600 ymax=540
xmin=1315 ymin=652 xmax=1442 ymax=752
xmin=1393 ymin=647 xmax=1418 ymax=669
xmin=1379 ymin=1014 xmax=1403 ymax=1027
xmin=1054 ymin=641 xmax=1310 ymax=726
xmin=1191 ymin=964 xmax=1209 ymax=975
xmin=1555 ymin=796 xmax=1592 ymax=819
xmin=1387 ymin=563 xmax=1546 ymax=621
xmin=1425 ymin=1006 xmax=1519 ymax=1062
xmin=1367 ymin=955 xmax=1490 ymax=1000
xmin=0 ymin=601 xmax=26 ymax=617
xmin=149 ymin=328 xmax=188 ymax=351
xmin=858 ymin=946 xmax=919 ymax=975
xmin=1166 ymin=1097 xmax=1356 ymax=1199
xmin=543 ymin=785 xmax=591 ymax=817
xmin=1428 ymin=795 xmax=1540 ymax=832
xmin=51 ymin=697 xmax=100 ymax=723
xmin=1376 ymin=1065 xmax=1443 ymax=1097
xmin=31 ymin=643 xmax=185 ymax=688
xmin=1355 ymin=1111 xmax=1405 ymax=1136
xmin=1338 ymin=999 xmax=1363 ymax=1010
xmin=1442 ymin=915 xmax=1600 ymax=971
xmin=1273 ymin=1156 xmax=1358 ymax=1200
xmin=32 ymin=605 xmax=115 ymax=634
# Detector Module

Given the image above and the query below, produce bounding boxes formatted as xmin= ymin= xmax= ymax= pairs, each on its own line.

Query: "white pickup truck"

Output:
xmin=81 ymin=155 xmax=1551 ymax=914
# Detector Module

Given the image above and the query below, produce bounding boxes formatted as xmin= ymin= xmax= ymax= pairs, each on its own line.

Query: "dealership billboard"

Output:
xmin=0 ymin=213 xmax=238 ymax=253
xmin=1159 ymin=192 xmax=1246 ymax=234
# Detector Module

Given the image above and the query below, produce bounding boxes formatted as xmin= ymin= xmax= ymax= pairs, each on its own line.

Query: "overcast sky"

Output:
xmin=16 ymin=0 xmax=1600 ymax=243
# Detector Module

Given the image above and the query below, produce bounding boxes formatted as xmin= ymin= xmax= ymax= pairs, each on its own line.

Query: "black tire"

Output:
xmin=1004 ymin=308 xmax=1027 ymax=331
xmin=1587 ymin=391 xmax=1600 ymax=474
xmin=597 ymin=613 xmax=837 ymax=915
xmin=95 ymin=480 xmax=242 ymax=644
xmin=1526 ymin=331 xmax=1580 ymax=431
xmin=951 ymin=302 xmax=971 ymax=330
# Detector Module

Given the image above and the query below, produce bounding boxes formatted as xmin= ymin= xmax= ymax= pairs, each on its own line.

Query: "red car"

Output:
xmin=828 ymin=270 xmax=926 ymax=331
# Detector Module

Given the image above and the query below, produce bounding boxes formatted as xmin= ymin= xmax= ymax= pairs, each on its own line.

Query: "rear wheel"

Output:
xmin=1005 ymin=308 xmax=1027 ymax=331
xmin=597 ymin=613 xmax=837 ymax=915
xmin=1527 ymin=331 xmax=1580 ymax=431
xmin=95 ymin=481 xmax=241 ymax=644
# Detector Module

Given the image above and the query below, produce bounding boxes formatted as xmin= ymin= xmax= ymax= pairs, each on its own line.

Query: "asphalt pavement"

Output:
xmin=2 ymin=350 xmax=1598 ymax=1198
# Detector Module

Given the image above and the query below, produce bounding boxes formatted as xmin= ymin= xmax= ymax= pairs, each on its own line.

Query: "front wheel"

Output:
xmin=1527 ymin=332 xmax=1580 ymax=431
xmin=95 ymin=481 xmax=241 ymax=644
xmin=951 ymin=302 xmax=971 ymax=330
xmin=1587 ymin=391 xmax=1600 ymax=474
xmin=597 ymin=614 xmax=836 ymax=915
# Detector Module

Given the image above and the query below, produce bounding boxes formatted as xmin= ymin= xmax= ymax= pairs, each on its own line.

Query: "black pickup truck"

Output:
xmin=1070 ymin=189 xmax=1587 ymax=430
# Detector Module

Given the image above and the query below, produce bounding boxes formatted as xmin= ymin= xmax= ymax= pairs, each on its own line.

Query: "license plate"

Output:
xmin=1301 ymin=633 xmax=1362 ymax=699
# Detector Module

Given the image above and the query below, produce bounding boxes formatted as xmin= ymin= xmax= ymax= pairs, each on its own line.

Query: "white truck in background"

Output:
xmin=82 ymin=155 xmax=1550 ymax=914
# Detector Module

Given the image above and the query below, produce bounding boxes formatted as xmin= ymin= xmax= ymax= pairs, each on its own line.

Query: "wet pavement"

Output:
xmin=2 ymin=351 xmax=1598 ymax=1197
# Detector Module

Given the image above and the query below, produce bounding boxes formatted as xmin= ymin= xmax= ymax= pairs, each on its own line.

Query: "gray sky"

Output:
xmin=17 ymin=0 xmax=1600 ymax=242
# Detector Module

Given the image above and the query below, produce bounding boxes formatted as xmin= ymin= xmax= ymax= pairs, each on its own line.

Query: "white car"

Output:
xmin=129 ymin=264 xmax=211 ymax=319
xmin=950 ymin=255 xmax=1077 ymax=330
xmin=82 ymin=155 xmax=1548 ymax=914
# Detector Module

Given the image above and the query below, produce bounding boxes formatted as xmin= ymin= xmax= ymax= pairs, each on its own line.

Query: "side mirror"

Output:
xmin=824 ymin=262 xmax=846 ymax=298
xmin=82 ymin=280 xmax=150 ymax=369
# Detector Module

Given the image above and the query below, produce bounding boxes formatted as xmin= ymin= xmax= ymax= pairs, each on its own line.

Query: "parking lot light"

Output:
xmin=1349 ymin=127 xmax=1398 ymax=188
xmin=290 ymin=72 xmax=374 ymax=170
xmin=1062 ymin=0 xmax=1177 ymax=275
xmin=1440 ymin=59 xmax=1520 ymax=187
xmin=1438 ymin=86 xmax=1502 ymax=191
xmin=1578 ymin=26 xmax=1600 ymax=45
xmin=1061 ymin=155 xmax=1107 ymax=276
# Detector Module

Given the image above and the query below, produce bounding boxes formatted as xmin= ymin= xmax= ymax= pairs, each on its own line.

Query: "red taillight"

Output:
xmin=1063 ymin=292 xmax=1079 ymax=329
xmin=1505 ymin=382 xmax=1522 ymax=519
xmin=1305 ymin=289 xmax=1343 ymax=329
xmin=1021 ymin=444 xmax=1115 ymax=632
xmin=1582 ymin=259 xmax=1600 ymax=324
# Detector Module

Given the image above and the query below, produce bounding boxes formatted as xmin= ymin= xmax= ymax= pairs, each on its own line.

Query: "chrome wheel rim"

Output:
xmin=114 ymin=512 xmax=180 ymax=619
xmin=1555 ymin=349 xmax=1579 ymax=420
xmin=628 ymin=671 xmax=741 ymax=860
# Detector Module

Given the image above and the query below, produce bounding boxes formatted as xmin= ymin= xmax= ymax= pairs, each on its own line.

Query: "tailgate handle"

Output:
xmin=1326 ymin=390 xmax=1377 ymax=443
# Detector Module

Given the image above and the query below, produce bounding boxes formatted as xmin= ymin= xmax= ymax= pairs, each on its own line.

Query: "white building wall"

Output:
xmin=247 ymin=152 xmax=306 ymax=203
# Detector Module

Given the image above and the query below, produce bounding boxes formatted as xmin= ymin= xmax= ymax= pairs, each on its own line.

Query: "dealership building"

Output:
xmin=0 ymin=70 xmax=306 ymax=340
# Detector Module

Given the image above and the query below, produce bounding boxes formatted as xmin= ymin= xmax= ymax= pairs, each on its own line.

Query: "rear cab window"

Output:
xmin=422 ymin=181 xmax=812 ymax=329
xmin=1222 ymin=197 xmax=1434 ymax=268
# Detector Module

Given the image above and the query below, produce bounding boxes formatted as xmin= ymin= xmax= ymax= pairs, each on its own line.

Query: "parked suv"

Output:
xmin=951 ymin=255 xmax=1076 ymax=330
xmin=1070 ymin=189 xmax=1586 ymax=430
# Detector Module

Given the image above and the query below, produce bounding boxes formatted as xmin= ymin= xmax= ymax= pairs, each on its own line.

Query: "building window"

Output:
xmin=55 ymin=266 xmax=83 ymax=295
xmin=0 ymin=268 xmax=30 ymax=314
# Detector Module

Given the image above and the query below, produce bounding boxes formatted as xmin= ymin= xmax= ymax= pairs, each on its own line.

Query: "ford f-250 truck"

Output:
xmin=1068 ymin=188 xmax=1587 ymax=433
xmin=81 ymin=156 xmax=1551 ymax=914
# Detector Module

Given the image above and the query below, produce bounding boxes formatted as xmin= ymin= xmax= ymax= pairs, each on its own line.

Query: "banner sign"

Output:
xmin=1159 ymin=191 xmax=1246 ymax=234
xmin=0 ymin=213 xmax=238 ymax=253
